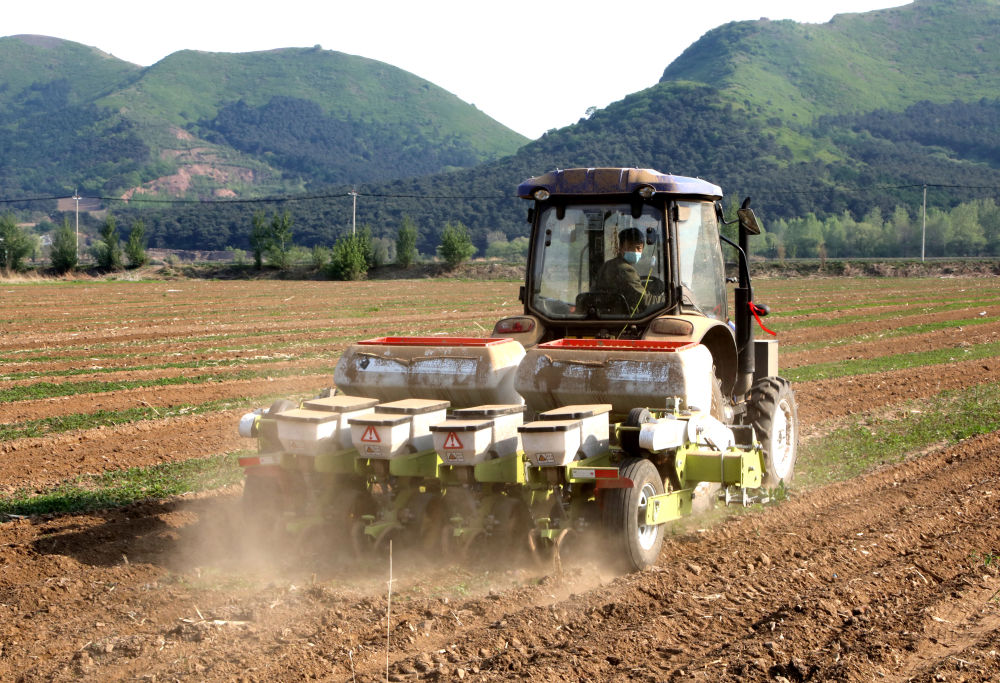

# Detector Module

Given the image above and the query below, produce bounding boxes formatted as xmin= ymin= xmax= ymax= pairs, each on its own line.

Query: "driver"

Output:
xmin=594 ymin=227 xmax=664 ymax=314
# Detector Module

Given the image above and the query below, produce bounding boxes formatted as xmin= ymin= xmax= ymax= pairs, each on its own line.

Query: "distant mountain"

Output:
xmin=330 ymin=0 xmax=1000 ymax=250
xmin=10 ymin=0 xmax=1000 ymax=257
xmin=0 ymin=36 xmax=527 ymax=201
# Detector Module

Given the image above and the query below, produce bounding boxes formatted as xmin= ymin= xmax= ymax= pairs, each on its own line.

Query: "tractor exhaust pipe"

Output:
xmin=733 ymin=197 xmax=760 ymax=398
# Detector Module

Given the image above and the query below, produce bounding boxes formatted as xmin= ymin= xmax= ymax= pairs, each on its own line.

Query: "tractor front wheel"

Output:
xmin=602 ymin=457 xmax=665 ymax=571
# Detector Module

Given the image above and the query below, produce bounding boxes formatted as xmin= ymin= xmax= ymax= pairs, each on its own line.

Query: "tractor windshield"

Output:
xmin=676 ymin=200 xmax=727 ymax=321
xmin=529 ymin=203 xmax=667 ymax=320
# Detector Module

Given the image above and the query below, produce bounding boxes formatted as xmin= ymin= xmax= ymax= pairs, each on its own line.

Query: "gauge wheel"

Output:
xmin=601 ymin=457 xmax=665 ymax=571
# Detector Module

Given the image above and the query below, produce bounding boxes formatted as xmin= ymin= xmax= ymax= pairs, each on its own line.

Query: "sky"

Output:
xmin=7 ymin=1 xmax=910 ymax=140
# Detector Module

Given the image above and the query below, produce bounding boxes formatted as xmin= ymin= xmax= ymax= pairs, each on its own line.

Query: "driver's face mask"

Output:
xmin=623 ymin=247 xmax=642 ymax=265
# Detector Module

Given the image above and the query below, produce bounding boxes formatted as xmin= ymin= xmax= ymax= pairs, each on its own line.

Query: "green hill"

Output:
xmin=325 ymin=0 xmax=1000 ymax=251
xmin=9 ymin=0 xmax=1000 ymax=258
xmin=0 ymin=37 xmax=527 ymax=200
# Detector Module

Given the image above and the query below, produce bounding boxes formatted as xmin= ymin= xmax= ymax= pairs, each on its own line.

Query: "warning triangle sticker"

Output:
xmin=361 ymin=425 xmax=381 ymax=443
xmin=442 ymin=431 xmax=463 ymax=450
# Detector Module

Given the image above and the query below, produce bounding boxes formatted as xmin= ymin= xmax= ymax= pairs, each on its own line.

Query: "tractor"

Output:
xmin=237 ymin=167 xmax=797 ymax=571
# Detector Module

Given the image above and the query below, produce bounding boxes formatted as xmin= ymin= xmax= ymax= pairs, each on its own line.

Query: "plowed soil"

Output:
xmin=1 ymin=276 xmax=999 ymax=682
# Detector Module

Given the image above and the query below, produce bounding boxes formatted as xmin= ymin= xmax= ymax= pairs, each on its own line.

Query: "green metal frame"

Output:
xmin=677 ymin=445 xmax=763 ymax=489
xmin=644 ymin=489 xmax=693 ymax=525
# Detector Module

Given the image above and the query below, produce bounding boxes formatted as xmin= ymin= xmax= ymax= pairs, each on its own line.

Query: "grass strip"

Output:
xmin=0 ymin=349 xmax=339 ymax=382
xmin=784 ymin=339 xmax=1000 ymax=382
xmin=0 ymin=366 xmax=336 ymax=402
xmin=768 ymin=298 xmax=997 ymax=332
xmin=0 ymin=451 xmax=248 ymax=517
xmin=0 ymin=388 xmax=332 ymax=441
xmin=0 ymin=399 xmax=247 ymax=441
xmin=782 ymin=313 xmax=997 ymax=353
xmin=768 ymin=293 xmax=993 ymax=320
xmin=796 ymin=381 xmax=1000 ymax=488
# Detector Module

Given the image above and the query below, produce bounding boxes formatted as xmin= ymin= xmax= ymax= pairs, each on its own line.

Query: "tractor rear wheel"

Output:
xmin=748 ymin=377 xmax=798 ymax=488
xmin=602 ymin=457 xmax=665 ymax=571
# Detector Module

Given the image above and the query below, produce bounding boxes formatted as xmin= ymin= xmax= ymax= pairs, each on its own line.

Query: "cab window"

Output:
xmin=530 ymin=203 xmax=667 ymax=320
xmin=675 ymin=201 xmax=727 ymax=321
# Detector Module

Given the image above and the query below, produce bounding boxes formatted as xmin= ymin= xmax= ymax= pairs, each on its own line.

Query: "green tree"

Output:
xmin=357 ymin=225 xmax=376 ymax=270
xmin=947 ymin=202 xmax=986 ymax=256
xmin=50 ymin=218 xmax=78 ymax=274
xmin=371 ymin=236 xmax=395 ymax=266
xmin=249 ymin=211 xmax=270 ymax=270
xmin=327 ymin=232 xmax=370 ymax=280
xmin=786 ymin=213 xmax=823 ymax=259
xmin=92 ymin=214 xmax=123 ymax=271
xmin=890 ymin=206 xmax=918 ymax=257
xmin=266 ymin=211 xmax=294 ymax=270
xmin=485 ymin=236 xmax=530 ymax=260
xmin=924 ymin=208 xmax=952 ymax=257
xmin=396 ymin=216 xmax=418 ymax=267
xmin=821 ymin=213 xmax=848 ymax=258
xmin=437 ymin=221 xmax=476 ymax=268
xmin=125 ymin=219 xmax=149 ymax=268
xmin=311 ymin=245 xmax=330 ymax=269
xmin=976 ymin=199 xmax=1000 ymax=256
xmin=0 ymin=214 xmax=33 ymax=273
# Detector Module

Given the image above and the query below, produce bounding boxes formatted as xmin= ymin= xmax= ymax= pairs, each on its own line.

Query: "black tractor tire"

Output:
xmin=748 ymin=377 xmax=799 ymax=488
xmin=620 ymin=407 xmax=653 ymax=456
xmin=602 ymin=457 xmax=665 ymax=571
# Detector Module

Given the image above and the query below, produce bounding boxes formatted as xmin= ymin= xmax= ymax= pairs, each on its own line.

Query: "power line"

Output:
xmin=0 ymin=182 xmax=997 ymax=207
xmin=0 ymin=190 xmax=516 ymax=206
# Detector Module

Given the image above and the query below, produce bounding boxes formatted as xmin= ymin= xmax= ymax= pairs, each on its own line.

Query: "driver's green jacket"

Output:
xmin=594 ymin=256 xmax=664 ymax=314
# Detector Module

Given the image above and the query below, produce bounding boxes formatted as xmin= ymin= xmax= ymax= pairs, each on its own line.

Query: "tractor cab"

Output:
xmin=526 ymin=197 xmax=728 ymax=325
xmin=495 ymin=167 xmax=768 ymax=402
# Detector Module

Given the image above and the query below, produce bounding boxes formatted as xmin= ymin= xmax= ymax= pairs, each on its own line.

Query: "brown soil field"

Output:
xmin=1 ymin=276 xmax=999 ymax=681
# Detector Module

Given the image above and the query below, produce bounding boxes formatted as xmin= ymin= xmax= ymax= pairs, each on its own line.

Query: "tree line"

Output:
xmin=760 ymin=198 xmax=1000 ymax=259
xmin=0 ymin=209 xmax=483 ymax=278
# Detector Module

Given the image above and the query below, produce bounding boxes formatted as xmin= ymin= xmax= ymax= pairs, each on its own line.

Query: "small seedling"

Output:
xmin=971 ymin=551 xmax=1000 ymax=568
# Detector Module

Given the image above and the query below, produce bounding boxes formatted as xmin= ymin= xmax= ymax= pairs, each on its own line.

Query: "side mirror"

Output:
xmin=737 ymin=197 xmax=761 ymax=235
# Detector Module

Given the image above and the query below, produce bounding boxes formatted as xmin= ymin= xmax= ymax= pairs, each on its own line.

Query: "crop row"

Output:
xmin=1 ymin=276 xmax=998 ymax=437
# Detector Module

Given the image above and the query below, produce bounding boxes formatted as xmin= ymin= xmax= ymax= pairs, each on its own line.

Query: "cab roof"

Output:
xmin=517 ymin=167 xmax=722 ymax=200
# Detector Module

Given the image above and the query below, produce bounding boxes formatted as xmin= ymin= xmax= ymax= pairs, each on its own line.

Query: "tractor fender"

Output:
xmin=643 ymin=315 xmax=738 ymax=397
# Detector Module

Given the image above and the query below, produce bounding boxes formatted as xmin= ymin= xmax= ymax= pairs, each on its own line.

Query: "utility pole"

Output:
xmin=73 ymin=189 xmax=81 ymax=262
xmin=921 ymin=184 xmax=927 ymax=263
xmin=349 ymin=188 xmax=358 ymax=236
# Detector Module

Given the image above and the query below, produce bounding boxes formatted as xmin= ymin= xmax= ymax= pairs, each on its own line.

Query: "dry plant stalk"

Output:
xmin=386 ymin=539 xmax=393 ymax=683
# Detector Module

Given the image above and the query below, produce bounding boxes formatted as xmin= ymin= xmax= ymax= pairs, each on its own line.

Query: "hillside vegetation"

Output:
xmin=7 ymin=0 xmax=1000 ymax=259
xmin=0 ymin=37 xmax=527 ymax=201
xmin=101 ymin=0 xmax=1000 ymax=256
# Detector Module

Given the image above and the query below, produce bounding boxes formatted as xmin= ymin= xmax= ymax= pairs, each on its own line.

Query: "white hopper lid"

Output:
xmin=452 ymin=404 xmax=526 ymax=419
xmin=375 ymin=398 xmax=450 ymax=415
xmin=348 ymin=413 xmax=411 ymax=427
xmin=303 ymin=395 xmax=379 ymax=413
xmin=519 ymin=418 xmax=580 ymax=433
xmin=429 ymin=418 xmax=494 ymax=432
xmin=540 ymin=404 xmax=612 ymax=420
xmin=274 ymin=408 xmax=341 ymax=423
